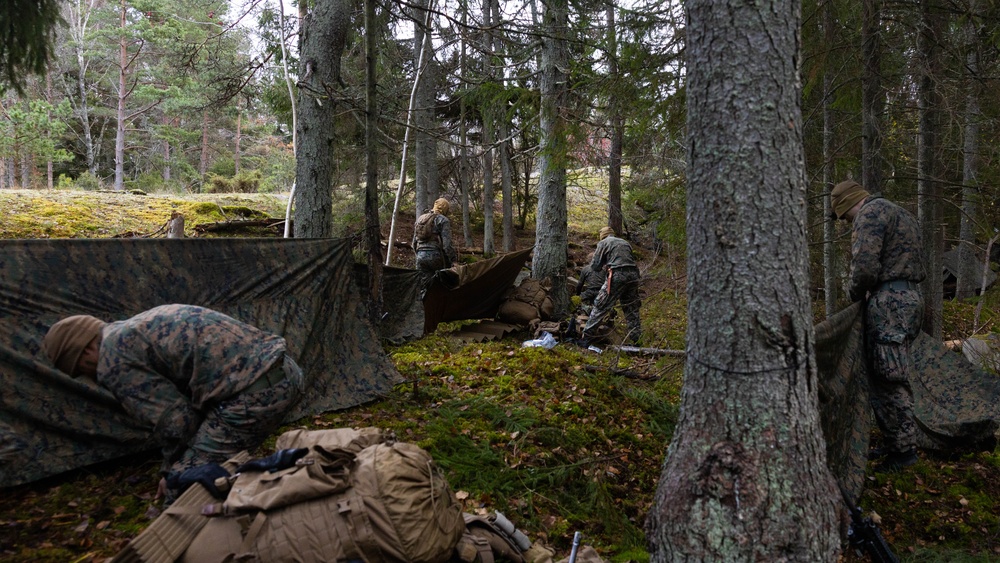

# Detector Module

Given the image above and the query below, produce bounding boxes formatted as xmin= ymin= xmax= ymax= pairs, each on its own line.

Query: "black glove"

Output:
xmin=165 ymin=463 xmax=231 ymax=499
xmin=235 ymin=447 xmax=309 ymax=474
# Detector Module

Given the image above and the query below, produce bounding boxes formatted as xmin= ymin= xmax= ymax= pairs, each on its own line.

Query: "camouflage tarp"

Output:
xmin=0 ymin=239 xmax=403 ymax=487
xmin=817 ymin=302 xmax=1000 ymax=502
xmin=352 ymin=264 xmax=425 ymax=345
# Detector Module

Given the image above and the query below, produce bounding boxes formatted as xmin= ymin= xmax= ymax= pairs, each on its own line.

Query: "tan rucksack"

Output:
xmin=114 ymin=427 xmax=466 ymax=563
xmin=415 ymin=211 xmax=439 ymax=243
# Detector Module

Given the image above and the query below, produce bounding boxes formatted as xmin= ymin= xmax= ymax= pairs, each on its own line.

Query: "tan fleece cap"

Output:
xmin=831 ymin=180 xmax=870 ymax=219
xmin=599 ymin=226 xmax=615 ymax=239
xmin=42 ymin=315 xmax=106 ymax=375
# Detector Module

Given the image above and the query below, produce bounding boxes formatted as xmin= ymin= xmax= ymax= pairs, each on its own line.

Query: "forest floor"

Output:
xmin=0 ymin=188 xmax=999 ymax=562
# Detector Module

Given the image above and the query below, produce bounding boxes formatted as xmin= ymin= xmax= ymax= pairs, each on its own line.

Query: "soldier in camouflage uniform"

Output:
xmin=832 ymin=180 xmax=926 ymax=472
xmin=412 ymin=198 xmax=458 ymax=274
xmin=42 ymin=304 xmax=304 ymax=498
xmin=575 ymin=252 xmax=604 ymax=313
xmin=581 ymin=227 xmax=642 ymax=346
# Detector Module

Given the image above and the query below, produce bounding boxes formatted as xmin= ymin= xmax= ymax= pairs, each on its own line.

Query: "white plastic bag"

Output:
xmin=522 ymin=331 xmax=557 ymax=349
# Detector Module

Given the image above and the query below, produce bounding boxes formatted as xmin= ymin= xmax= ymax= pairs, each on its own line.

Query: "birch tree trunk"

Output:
xmin=531 ymin=0 xmax=569 ymax=315
xmin=294 ymin=0 xmax=349 ymax=238
xmin=646 ymin=1 xmax=840 ymax=559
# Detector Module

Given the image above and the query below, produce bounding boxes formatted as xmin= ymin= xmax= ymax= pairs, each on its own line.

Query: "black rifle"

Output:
xmin=841 ymin=487 xmax=900 ymax=563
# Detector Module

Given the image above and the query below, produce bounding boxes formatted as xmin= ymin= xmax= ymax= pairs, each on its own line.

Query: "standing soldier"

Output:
xmin=42 ymin=304 xmax=305 ymax=500
xmin=581 ymin=227 xmax=642 ymax=346
xmin=831 ymin=180 xmax=926 ymax=472
xmin=412 ymin=198 xmax=458 ymax=275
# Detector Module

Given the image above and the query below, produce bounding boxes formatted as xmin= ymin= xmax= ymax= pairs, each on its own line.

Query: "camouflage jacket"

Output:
xmin=412 ymin=212 xmax=457 ymax=264
xmin=849 ymin=196 xmax=927 ymax=299
xmin=96 ymin=304 xmax=287 ymax=446
xmin=576 ymin=264 xmax=604 ymax=297
xmin=591 ymin=236 xmax=637 ymax=272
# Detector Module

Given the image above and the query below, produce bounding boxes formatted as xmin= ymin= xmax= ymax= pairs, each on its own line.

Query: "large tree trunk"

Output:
xmin=531 ymin=0 xmax=569 ymax=316
xmin=917 ymin=1 xmax=944 ymax=338
xmin=606 ymin=1 xmax=624 ymax=236
xmin=955 ymin=2 xmax=980 ymax=302
xmin=646 ymin=1 xmax=840 ymax=560
xmin=364 ymin=0 xmax=383 ymax=325
xmin=413 ymin=0 xmax=436 ymax=216
xmin=861 ymin=0 xmax=883 ymax=195
xmin=294 ymin=0 xmax=349 ymax=238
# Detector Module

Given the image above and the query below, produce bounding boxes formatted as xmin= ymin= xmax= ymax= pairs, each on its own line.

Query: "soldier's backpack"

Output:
xmin=415 ymin=211 xmax=439 ymax=243
xmin=113 ymin=427 xmax=467 ymax=563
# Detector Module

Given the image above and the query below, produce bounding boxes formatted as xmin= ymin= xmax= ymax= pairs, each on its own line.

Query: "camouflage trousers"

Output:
xmin=415 ymin=247 xmax=449 ymax=273
xmin=169 ymin=355 xmax=305 ymax=475
xmin=583 ymin=266 xmax=641 ymax=345
xmin=866 ymin=286 xmax=923 ymax=454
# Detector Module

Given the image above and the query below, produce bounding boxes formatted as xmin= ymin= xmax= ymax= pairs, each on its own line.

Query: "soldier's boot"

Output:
xmin=874 ymin=448 xmax=917 ymax=473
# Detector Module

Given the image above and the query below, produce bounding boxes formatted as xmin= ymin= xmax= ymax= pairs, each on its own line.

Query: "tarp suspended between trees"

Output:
xmin=0 ymin=239 xmax=403 ymax=488
xmin=422 ymin=248 xmax=533 ymax=334
xmin=816 ymin=302 xmax=1000 ymax=503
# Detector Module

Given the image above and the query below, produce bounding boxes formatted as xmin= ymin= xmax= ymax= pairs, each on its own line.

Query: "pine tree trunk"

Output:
xmin=955 ymin=3 xmax=980 ymax=302
xmin=531 ymin=0 xmax=569 ymax=316
xmin=861 ymin=0 xmax=883 ymax=194
xmin=646 ymin=1 xmax=840 ymax=560
xmin=606 ymin=1 xmax=623 ymax=236
xmin=294 ymin=0 xmax=349 ymax=238
xmin=917 ymin=1 xmax=944 ymax=338
xmin=364 ymin=0 xmax=383 ymax=325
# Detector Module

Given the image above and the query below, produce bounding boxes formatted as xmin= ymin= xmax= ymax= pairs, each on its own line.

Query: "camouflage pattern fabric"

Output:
xmin=583 ymin=267 xmax=641 ymax=345
xmin=0 ymin=239 xmax=402 ymax=487
xmin=353 ymin=264 xmax=425 ymax=345
xmin=575 ymin=265 xmax=603 ymax=308
xmin=97 ymin=305 xmax=305 ymax=475
xmin=848 ymin=196 xmax=926 ymax=300
xmin=817 ymin=302 xmax=1000 ymax=503
xmin=865 ymin=286 xmax=923 ymax=453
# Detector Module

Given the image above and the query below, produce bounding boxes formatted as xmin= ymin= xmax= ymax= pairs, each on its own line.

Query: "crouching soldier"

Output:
xmin=42 ymin=304 xmax=305 ymax=500
xmin=581 ymin=227 xmax=642 ymax=346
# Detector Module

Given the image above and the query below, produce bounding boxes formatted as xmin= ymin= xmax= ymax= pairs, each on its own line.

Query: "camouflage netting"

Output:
xmin=817 ymin=302 xmax=1000 ymax=503
xmin=0 ymin=239 xmax=403 ymax=488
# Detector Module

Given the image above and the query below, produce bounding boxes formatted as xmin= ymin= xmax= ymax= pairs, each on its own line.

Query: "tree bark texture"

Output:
xmin=531 ymin=0 xmax=569 ymax=316
xmin=294 ymin=0 xmax=349 ymax=238
xmin=364 ymin=0 xmax=383 ymax=325
xmin=646 ymin=2 xmax=840 ymax=561
xmin=413 ymin=0 xmax=436 ymax=216
xmin=861 ymin=0 xmax=883 ymax=193
xmin=606 ymin=1 xmax=623 ymax=236
xmin=917 ymin=1 xmax=944 ymax=338
xmin=822 ymin=0 xmax=837 ymax=317
xmin=955 ymin=4 xmax=981 ymax=302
